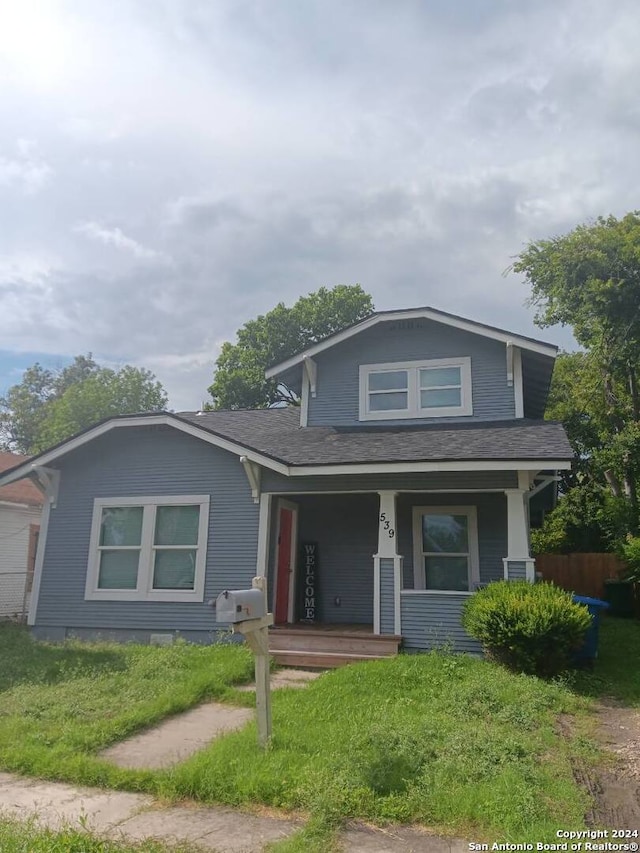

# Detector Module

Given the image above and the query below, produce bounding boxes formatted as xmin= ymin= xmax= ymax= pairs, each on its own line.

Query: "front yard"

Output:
xmin=1 ymin=619 xmax=638 ymax=848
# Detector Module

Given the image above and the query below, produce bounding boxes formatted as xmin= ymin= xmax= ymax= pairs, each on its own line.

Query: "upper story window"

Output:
xmin=359 ymin=357 xmax=472 ymax=421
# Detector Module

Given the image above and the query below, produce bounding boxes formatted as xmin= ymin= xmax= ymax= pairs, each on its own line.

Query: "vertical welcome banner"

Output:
xmin=299 ymin=542 xmax=318 ymax=623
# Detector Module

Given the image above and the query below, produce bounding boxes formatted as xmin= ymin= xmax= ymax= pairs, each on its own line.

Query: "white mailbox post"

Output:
xmin=215 ymin=576 xmax=273 ymax=748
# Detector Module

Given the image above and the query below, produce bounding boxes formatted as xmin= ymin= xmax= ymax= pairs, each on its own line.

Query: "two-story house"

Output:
xmin=0 ymin=307 xmax=572 ymax=664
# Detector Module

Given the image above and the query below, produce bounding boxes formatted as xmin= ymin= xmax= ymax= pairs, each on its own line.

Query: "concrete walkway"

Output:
xmin=0 ymin=772 xmax=469 ymax=852
xmin=101 ymin=703 xmax=254 ymax=770
xmin=101 ymin=670 xmax=322 ymax=770
xmin=0 ymin=772 xmax=297 ymax=851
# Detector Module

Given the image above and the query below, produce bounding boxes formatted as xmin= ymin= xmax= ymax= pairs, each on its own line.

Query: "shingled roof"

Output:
xmin=176 ymin=408 xmax=573 ymax=466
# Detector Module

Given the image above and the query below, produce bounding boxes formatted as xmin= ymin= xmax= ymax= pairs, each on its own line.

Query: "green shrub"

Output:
xmin=621 ymin=536 xmax=640 ymax=583
xmin=462 ymin=581 xmax=592 ymax=678
xmin=530 ymin=485 xmax=631 ymax=555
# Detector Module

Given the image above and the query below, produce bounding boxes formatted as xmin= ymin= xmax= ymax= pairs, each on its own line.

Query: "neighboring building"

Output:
xmin=0 ymin=452 xmax=43 ymax=620
xmin=0 ymin=307 xmax=572 ymax=660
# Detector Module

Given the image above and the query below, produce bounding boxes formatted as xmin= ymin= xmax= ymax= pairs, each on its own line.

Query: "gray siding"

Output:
xmin=401 ymin=592 xmax=481 ymax=653
xmin=270 ymin=494 xmax=377 ymax=624
xmin=379 ymin=558 xmax=395 ymax=634
xmin=396 ymin=492 xmax=507 ymax=589
xmin=308 ymin=319 xmax=514 ymax=427
xmin=262 ymin=470 xmax=518 ymax=494
xmin=505 ymin=560 xmax=527 ymax=580
xmin=36 ymin=425 xmax=259 ymax=635
xmin=31 ymin=626 xmax=239 ymax=645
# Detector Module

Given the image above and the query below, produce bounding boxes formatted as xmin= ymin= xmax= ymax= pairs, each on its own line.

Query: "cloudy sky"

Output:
xmin=1 ymin=0 xmax=638 ymax=410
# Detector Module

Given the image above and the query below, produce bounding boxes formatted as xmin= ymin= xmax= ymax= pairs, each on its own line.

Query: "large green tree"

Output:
xmin=208 ymin=285 xmax=374 ymax=409
xmin=512 ymin=212 xmax=640 ymax=536
xmin=0 ymin=355 xmax=167 ymax=454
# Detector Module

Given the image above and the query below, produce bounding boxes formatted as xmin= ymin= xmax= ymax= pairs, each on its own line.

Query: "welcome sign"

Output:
xmin=299 ymin=542 xmax=318 ymax=622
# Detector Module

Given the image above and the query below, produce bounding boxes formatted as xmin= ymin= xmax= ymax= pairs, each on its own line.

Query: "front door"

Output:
xmin=275 ymin=502 xmax=297 ymax=624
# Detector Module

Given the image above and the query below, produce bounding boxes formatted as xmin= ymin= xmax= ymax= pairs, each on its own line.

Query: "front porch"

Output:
xmin=257 ymin=471 xmax=539 ymax=662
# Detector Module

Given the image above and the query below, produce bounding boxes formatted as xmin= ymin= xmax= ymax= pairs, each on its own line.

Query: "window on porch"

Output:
xmin=411 ymin=506 xmax=480 ymax=592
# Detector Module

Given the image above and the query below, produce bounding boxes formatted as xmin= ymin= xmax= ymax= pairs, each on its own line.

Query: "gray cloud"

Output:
xmin=0 ymin=0 xmax=637 ymax=408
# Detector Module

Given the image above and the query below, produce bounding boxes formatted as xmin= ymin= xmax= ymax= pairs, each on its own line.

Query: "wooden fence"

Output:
xmin=535 ymin=553 xmax=626 ymax=599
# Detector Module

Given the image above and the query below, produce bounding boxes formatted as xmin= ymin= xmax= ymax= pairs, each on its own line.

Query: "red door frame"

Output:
xmin=274 ymin=500 xmax=298 ymax=624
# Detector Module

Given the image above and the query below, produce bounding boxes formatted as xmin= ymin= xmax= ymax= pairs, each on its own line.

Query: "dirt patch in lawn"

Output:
xmin=565 ymin=701 xmax=640 ymax=828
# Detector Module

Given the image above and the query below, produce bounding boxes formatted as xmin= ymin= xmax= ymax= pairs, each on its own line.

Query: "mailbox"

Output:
xmin=215 ymin=588 xmax=266 ymax=623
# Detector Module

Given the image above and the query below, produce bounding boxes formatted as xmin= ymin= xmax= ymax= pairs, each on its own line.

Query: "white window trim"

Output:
xmin=411 ymin=505 xmax=480 ymax=592
xmin=85 ymin=495 xmax=210 ymax=603
xmin=359 ymin=357 xmax=473 ymax=421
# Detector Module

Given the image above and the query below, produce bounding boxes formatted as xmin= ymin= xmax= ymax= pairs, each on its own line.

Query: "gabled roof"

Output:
xmin=265 ymin=306 xmax=558 ymax=379
xmin=178 ymin=408 xmax=573 ymax=468
xmin=0 ymin=451 xmax=44 ymax=507
xmin=0 ymin=409 xmax=572 ymax=490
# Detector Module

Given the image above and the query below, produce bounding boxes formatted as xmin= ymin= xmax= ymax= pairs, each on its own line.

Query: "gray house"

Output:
xmin=0 ymin=307 xmax=572 ymax=665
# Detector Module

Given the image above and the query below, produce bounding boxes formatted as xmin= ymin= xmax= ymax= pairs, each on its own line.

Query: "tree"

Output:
xmin=512 ymin=212 xmax=640 ymax=535
xmin=0 ymin=355 xmax=167 ymax=454
xmin=208 ymin=285 xmax=374 ymax=409
xmin=0 ymin=363 xmax=57 ymax=455
xmin=37 ymin=366 xmax=168 ymax=451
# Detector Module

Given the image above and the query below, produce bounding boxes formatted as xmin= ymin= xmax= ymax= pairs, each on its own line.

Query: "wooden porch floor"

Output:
xmin=269 ymin=623 xmax=402 ymax=669
xmin=270 ymin=622 xmax=374 ymax=634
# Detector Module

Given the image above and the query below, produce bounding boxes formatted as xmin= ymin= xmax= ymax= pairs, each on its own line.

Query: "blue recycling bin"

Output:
xmin=572 ymin=595 xmax=610 ymax=666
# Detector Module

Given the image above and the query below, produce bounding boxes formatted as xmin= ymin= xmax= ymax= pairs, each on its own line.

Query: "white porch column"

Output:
xmin=255 ymin=493 xmax=272 ymax=578
xmin=503 ymin=471 xmax=535 ymax=582
xmin=373 ymin=491 xmax=402 ymax=635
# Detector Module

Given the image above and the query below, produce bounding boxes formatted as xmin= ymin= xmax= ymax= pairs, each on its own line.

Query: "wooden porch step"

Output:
xmin=270 ymin=649 xmax=394 ymax=669
xmin=269 ymin=629 xmax=401 ymax=656
xmin=268 ymin=628 xmax=402 ymax=668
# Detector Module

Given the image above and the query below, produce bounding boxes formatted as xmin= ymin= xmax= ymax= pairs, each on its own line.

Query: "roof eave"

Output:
xmin=286 ymin=458 xmax=573 ymax=476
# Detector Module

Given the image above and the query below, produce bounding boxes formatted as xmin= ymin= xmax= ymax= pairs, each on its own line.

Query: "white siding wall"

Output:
xmin=0 ymin=504 xmax=41 ymax=619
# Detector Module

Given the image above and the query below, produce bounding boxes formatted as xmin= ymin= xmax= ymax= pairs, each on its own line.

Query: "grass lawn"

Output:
xmin=0 ymin=816 xmax=199 ymax=853
xmin=1 ymin=619 xmax=638 ymax=847
xmin=573 ymin=614 xmax=640 ymax=706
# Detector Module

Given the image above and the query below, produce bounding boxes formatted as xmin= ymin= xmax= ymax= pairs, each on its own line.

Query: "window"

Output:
xmin=85 ymin=496 xmax=210 ymax=602
xmin=412 ymin=506 xmax=479 ymax=592
xmin=359 ymin=358 xmax=472 ymax=420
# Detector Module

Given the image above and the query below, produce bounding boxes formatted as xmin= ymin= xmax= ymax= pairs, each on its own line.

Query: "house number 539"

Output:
xmin=379 ymin=512 xmax=395 ymax=538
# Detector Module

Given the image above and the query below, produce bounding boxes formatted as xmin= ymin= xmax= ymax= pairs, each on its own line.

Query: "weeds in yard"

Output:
xmin=160 ymin=653 xmax=590 ymax=841
xmin=0 ymin=623 xmax=254 ymax=789
xmin=0 ymin=816 xmax=200 ymax=853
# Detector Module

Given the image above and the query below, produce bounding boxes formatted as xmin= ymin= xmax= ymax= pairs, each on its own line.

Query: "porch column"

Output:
xmin=255 ymin=493 xmax=272 ymax=578
xmin=503 ymin=471 xmax=535 ymax=582
xmin=373 ymin=491 xmax=402 ymax=636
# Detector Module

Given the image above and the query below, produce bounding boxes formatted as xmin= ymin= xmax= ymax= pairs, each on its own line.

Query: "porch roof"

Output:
xmin=179 ymin=408 xmax=573 ymax=466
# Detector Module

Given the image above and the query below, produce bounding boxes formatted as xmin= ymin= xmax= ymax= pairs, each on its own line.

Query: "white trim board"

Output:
xmin=27 ymin=494 xmax=52 ymax=626
xmin=265 ymin=308 xmax=558 ymax=378
xmin=289 ymin=459 xmax=571 ymax=476
xmin=513 ymin=346 xmax=524 ymax=418
xmin=400 ymin=589 xmax=474 ymax=597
